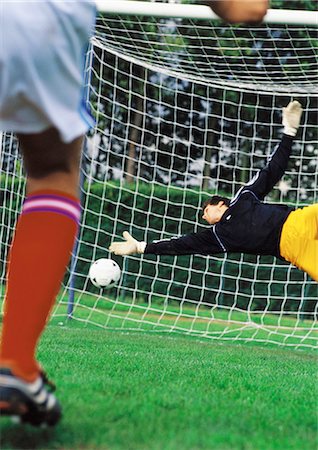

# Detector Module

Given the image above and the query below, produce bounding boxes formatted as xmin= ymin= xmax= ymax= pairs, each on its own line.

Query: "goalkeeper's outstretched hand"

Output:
xmin=283 ymin=101 xmax=303 ymax=137
xmin=109 ymin=232 xmax=146 ymax=256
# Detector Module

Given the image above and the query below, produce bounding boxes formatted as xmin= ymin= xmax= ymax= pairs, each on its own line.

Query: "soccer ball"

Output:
xmin=89 ymin=258 xmax=121 ymax=289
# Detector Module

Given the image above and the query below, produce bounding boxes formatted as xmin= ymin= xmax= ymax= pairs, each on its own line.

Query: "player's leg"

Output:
xmin=20 ymin=127 xmax=83 ymax=196
xmin=0 ymin=128 xmax=83 ymax=425
xmin=294 ymin=239 xmax=318 ymax=282
xmin=293 ymin=204 xmax=318 ymax=281
xmin=295 ymin=204 xmax=318 ymax=240
xmin=0 ymin=1 xmax=96 ymax=426
xmin=280 ymin=204 xmax=318 ymax=281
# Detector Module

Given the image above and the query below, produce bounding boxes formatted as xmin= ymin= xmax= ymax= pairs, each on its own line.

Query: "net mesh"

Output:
xmin=95 ymin=14 xmax=318 ymax=93
xmin=1 ymin=8 xmax=317 ymax=349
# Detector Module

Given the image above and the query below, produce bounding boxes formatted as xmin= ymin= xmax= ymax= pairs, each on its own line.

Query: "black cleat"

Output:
xmin=0 ymin=368 xmax=61 ymax=427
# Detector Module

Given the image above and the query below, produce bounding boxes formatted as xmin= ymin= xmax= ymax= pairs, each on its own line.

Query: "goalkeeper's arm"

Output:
xmin=205 ymin=0 xmax=268 ymax=24
xmin=109 ymin=230 xmax=223 ymax=257
xmin=237 ymin=100 xmax=303 ymax=201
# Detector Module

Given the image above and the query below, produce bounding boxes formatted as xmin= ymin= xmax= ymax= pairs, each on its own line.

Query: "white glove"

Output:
xmin=282 ymin=101 xmax=303 ymax=137
xmin=109 ymin=232 xmax=146 ymax=256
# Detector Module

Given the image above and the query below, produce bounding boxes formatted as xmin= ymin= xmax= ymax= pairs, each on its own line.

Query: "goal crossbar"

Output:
xmin=96 ymin=1 xmax=318 ymax=26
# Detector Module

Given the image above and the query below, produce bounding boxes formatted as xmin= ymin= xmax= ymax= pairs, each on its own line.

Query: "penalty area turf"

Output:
xmin=0 ymin=324 xmax=316 ymax=450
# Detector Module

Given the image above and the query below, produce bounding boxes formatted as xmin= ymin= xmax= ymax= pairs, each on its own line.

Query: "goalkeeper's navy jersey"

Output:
xmin=145 ymin=134 xmax=294 ymax=260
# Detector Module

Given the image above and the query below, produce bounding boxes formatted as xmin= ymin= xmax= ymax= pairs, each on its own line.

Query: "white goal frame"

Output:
xmin=96 ymin=1 xmax=318 ymax=26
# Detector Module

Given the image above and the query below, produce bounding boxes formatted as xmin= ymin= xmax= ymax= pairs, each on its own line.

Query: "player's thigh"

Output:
xmin=18 ymin=128 xmax=83 ymax=179
xmin=297 ymin=239 xmax=318 ymax=282
xmin=304 ymin=203 xmax=318 ymax=240
xmin=290 ymin=205 xmax=318 ymax=241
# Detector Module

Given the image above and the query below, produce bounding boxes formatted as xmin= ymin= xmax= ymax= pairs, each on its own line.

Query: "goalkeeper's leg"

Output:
xmin=0 ymin=128 xmax=82 ymax=424
xmin=280 ymin=204 xmax=318 ymax=281
xmin=289 ymin=239 xmax=318 ymax=281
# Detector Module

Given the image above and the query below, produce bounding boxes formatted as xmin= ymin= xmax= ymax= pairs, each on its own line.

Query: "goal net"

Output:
xmin=1 ymin=2 xmax=317 ymax=349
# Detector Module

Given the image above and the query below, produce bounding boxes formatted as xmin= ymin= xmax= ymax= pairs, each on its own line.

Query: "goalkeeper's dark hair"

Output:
xmin=202 ymin=195 xmax=230 ymax=213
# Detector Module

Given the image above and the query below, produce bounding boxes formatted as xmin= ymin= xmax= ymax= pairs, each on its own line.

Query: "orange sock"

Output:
xmin=0 ymin=190 xmax=81 ymax=381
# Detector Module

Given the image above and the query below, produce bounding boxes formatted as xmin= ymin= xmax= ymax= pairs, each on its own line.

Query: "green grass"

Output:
xmin=52 ymin=292 xmax=318 ymax=350
xmin=0 ymin=324 xmax=317 ymax=450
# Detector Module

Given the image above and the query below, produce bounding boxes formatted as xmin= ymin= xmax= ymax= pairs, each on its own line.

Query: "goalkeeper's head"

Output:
xmin=202 ymin=195 xmax=230 ymax=225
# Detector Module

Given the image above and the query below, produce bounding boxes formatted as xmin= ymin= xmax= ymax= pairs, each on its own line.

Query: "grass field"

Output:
xmin=52 ymin=291 xmax=318 ymax=349
xmin=0 ymin=323 xmax=317 ymax=450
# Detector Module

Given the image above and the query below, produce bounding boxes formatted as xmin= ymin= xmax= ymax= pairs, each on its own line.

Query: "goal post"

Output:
xmin=0 ymin=2 xmax=317 ymax=349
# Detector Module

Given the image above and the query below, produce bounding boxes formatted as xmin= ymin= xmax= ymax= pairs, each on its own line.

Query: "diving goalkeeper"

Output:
xmin=109 ymin=101 xmax=318 ymax=282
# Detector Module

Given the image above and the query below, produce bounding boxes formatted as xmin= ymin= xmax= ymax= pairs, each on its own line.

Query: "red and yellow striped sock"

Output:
xmin=0 ymin=190 xmax=81 ymax=381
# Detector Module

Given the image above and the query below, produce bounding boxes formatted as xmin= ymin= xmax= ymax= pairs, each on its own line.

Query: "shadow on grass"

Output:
xmin=0 ymin=421 xmax=58 ymax=450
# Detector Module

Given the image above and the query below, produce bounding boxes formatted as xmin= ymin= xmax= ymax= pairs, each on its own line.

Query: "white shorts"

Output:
xmin=0 ymin=1 xmax=96 ymax=143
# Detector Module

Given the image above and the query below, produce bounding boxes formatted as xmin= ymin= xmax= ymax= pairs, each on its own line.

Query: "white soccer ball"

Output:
xmin=89 ymin=258 xmax=121 ymax=289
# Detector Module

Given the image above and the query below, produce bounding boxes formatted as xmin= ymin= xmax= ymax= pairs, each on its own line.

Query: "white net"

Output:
xmin=1 ymin=5 xmax=317 ymax=349
xmin=95 ymin=8 xmax=318 ymax=94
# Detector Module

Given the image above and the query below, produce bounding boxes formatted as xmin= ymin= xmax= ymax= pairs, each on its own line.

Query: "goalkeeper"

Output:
xmin=110 ymin=101 xmax=318 ymax=282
